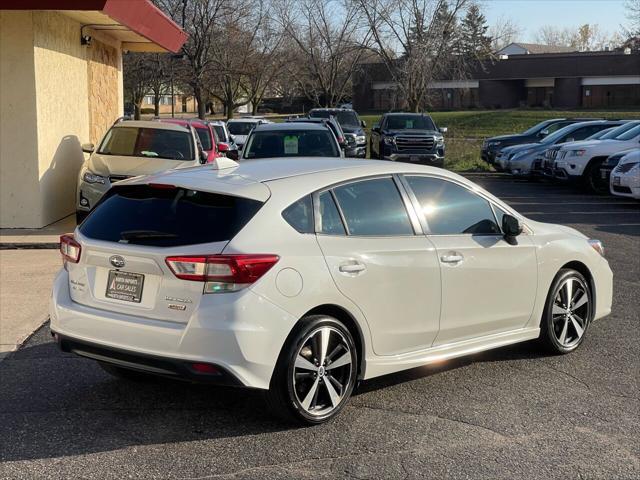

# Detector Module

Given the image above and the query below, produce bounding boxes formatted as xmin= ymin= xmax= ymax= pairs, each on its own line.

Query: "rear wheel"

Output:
xmin=539 ymin=269 xmax=592 ymax=354
xmin=265 ymin=315 xmax=357 ymax=425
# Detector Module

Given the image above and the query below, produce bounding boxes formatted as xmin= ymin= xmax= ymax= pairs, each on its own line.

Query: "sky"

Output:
xmin=482 ymin=0 xmax=629 ymax=42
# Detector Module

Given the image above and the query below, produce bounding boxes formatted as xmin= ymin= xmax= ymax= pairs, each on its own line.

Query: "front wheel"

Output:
xmin=265 ymin=316 xmax=358 ymax=425
xmin=583 ymin=159 xmax=607 ymax=194
xmin=539 ymin=269 xmax=592 ymax=354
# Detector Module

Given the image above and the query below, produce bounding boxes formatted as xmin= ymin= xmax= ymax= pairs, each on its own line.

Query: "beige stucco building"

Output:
xmin=0 ymin=1 xmax=186 ymax=228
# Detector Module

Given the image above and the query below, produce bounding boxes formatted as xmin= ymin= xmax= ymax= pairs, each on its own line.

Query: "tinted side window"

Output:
xmin=318 ymin=191 xmax=345 ymax=235
xmin=282 ymin=195 xmax=314 ymax=233
xmin=406 ymin=176 xmax=500 ymax=235
xmin=333 ymin=178 xmax=414 ymax=236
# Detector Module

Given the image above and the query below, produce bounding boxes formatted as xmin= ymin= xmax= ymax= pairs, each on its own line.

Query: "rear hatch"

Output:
xmin=68 ymin=182 xmax=267 ymax=323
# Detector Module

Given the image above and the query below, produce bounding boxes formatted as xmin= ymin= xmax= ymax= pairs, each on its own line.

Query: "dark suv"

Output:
xmin=481 ymin=118 xmax=600 ymax=164
xmin=309 ymin=108 xmax=367 ymax=158
xmin=370 ymin=113 xmax=446 ymax=166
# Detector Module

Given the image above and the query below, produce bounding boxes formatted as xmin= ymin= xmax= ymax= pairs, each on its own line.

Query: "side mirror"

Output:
xmin=361 ymin=120 xmax=367 ymax=128
xmin=502 ymin=214 xmax=523 ymax=238
xmin=372 ymin=124 xmax=380 ymax=133
xmin=565 ymin=137 xmax=574 ymax=143
xmin=217 ymin=143 xmax=229 ymax=153
xmin=82 ymin=143 xmax=95 ymax=153
xmin=539 ymin=128 xmax=550 ymax=137
xmin=439 ymin=127 xmax=448 ymax=134
xmin=199 ymin=150 xmax=208 ymax=164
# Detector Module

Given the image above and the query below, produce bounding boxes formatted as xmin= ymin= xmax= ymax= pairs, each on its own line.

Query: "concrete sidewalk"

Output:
xmin=0 ymin=214 xmax=75 ymax=248
xmin=0 ymin=250 xmax=60 ymax=359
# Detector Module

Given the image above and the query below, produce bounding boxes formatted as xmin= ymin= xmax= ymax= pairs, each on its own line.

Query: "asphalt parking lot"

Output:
xmin=1 ymin=176 xmax=638 ymax=480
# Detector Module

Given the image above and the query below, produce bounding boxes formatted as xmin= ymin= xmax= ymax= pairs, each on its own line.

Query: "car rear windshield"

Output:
xmin=98 ymin=127 xmax=194 ymax=160
xmin=243 ymin=130 xmax=340 ymax=158
xmin=385 ymin=115 xmax=435 ymax=131
xmin=227 ymin=122 xmax=256 ymax=136
xmin=80 ymin=185 xmax=263 ymax=246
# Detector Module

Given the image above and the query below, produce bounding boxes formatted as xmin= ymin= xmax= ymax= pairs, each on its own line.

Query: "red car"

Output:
xmin=158 ymin=119 xmax=231 ymax=163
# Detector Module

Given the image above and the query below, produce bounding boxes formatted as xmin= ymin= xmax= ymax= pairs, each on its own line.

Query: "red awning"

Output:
xmin=1 ymin=0 xmax=187 ymax=53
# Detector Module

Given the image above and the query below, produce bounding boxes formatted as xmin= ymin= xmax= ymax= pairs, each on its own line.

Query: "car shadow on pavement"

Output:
xmin=0 ymin=328 xmax=550 ymax=463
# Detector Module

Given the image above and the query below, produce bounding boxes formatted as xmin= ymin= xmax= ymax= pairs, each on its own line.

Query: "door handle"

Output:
xmin=440 ymin=253 xmax=464 ymax=264
xmin=339 ymin=262 xmax=366 ymax=274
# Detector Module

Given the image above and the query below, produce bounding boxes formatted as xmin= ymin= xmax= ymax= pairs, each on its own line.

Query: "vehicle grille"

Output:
xmin=614 ymin=163 xmax=638 ymax=174
xmin=109 ymin=175 xmax=131 ymax=183
xmin=613 ymin=185 xmax=632 ymax=194
xmin=395 ymin=135 xmax=435 ymax=151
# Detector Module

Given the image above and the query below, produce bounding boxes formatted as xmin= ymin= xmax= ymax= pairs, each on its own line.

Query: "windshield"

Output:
xmin=540 ymin=124 xmax=581 ymax=145
xmin=521 ymin=120 xmax=556 ymax=136
xmin=384 ymin=115 xmax=436 ymax=131
xmin=614 ymin=123 xmax=640 ymax=140
xmin=597 ymin=122 xmax=638 ymax=139
xmin=80 ymin=185 xmax=263 ymax=247
xmin=311 ymin=110 xmax=360 ymax=127
xmin=586 ymin=127 xmax=614 ymax=140
xmin=212 ymin=125 xmax=228 ymax=143
xmin=243 ymin=130 xmax=340 ymax=159
xmin=228 ymin=122 xmax=256 ymax=136
xmin=195 ymin=128 xmax=213 ymax=151
xmin=98 ymin=127 xmax=194 ymax=160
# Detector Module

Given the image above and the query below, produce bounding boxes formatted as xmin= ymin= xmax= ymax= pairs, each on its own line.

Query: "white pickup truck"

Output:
xmin=553 ymin=121 xmax=640 ymax=193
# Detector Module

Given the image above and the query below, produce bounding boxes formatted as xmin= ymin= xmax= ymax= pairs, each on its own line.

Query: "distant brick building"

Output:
xmin=353 ymin=51 xmax=640 ymax=113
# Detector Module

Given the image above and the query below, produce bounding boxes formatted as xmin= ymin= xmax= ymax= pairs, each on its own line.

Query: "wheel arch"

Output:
xmin=302 ymin=304 xmax=366 ymax=380
xmin=581 ymin=155 xmax=608 ymax=177
xmin=560 ymin=260 xmax=596 ymax=319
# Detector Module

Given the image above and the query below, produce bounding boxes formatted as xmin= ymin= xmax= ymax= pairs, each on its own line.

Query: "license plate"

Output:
xmin=613 ymin=176 xmax=621 ymax=186
xmin=106 ymin=270 xmax=144 ymax=303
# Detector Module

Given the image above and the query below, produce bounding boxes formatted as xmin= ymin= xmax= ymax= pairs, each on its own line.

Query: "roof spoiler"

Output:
xmin=212 ymin=157 xmax=239 ymax=170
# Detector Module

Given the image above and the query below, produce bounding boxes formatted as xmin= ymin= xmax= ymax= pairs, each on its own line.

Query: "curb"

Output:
xmin=0 ymin=317 xmax=50 ymax=363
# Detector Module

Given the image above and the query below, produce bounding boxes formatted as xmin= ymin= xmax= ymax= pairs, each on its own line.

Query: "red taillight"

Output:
xmin=165 ymin=254 xmax=279 ymax=293
xmin=190 ymin=363 xmax=220 ymax=374
xmin=60 ymin=234 xmax=81 ymax=264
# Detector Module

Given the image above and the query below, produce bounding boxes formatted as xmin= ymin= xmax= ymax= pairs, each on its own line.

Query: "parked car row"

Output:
xmin=483 ymin=119 xmax=640 ymax=199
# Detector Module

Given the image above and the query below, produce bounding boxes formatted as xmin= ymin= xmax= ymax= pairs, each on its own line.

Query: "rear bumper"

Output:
xmin=53 ymin=332 xmax=244 ymax=386
xmin=49 ymin=270 xmax=297 ymax=390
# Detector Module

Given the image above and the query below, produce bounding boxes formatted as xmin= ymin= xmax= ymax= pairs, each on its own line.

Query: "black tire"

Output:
xmin=539 ymin=268 xmax=592 ymax=354
xmin=98 ymin=362 xmax=157 ymax=382
xmin=265 ymin=315 xmax=358 ymax=425
xmin=583 ymin=159 xmax=607 ymax=194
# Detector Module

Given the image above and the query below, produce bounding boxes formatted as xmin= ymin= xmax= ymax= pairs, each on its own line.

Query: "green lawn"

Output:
xmin=359 ymin=110 xmax=640 ymax=171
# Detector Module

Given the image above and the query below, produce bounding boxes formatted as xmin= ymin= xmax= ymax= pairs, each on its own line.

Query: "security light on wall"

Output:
xmin=81 ymin=35 xmax=92 ymax=46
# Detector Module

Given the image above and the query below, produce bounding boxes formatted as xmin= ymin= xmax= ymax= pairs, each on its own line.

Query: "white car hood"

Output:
xmin=527 ymin=218 xmax=588 ymax=239
xmin=87 ymin=153 xmax=196 ymax=177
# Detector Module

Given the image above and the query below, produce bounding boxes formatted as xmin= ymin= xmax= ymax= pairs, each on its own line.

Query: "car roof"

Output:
xmin=158 ymin=118 xmax=208 ymax=129
xmin=310 ymin=108 xmax=355 ymax=112
xmin=383 ymin=112 xmax=432 ymax=116
xmin=113 ymin=120 xmax=189 ymax=132
xmin=227 ymin=117 xmax=266 ymax=123
xmin=253 ymin=122 xmax=329 ymax=132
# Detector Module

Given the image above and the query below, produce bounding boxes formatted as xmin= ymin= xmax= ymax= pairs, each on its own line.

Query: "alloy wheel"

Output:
xmin=292 ymin=326 xmax=353 ymax=417
xmin=551 ymin=276 xmax=590 ymax=348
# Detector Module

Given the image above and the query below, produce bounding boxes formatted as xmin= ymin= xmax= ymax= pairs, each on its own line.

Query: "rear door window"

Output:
xmin=406 ymin=176 xmax=501 ymax=235
xmin=80 ymin=185 xmax=263 ymax=246
xmin=332 ymin=178 xmax=414 ymax=236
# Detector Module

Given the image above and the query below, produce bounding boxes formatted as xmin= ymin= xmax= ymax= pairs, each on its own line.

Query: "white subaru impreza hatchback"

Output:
xmin=50 ymin=158 xmax=613 ymax=424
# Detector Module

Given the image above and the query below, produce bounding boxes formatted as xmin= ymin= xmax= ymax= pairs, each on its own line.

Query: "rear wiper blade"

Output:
xmin=120 ymin=230 xmax=178 ymax=241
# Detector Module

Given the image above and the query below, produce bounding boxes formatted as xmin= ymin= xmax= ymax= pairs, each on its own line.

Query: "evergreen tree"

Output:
xmin=458 ymin=3 xmax=493 ymax=59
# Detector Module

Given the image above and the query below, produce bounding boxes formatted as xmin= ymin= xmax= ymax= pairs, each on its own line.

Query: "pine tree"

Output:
xmin=458 ymin=3 xmax=493 ymax=59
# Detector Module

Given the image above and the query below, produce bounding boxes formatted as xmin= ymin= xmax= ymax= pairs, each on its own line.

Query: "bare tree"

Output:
xmin=535 ymin=24 xmax=623 ymax=51
xmin=156 ymin=0 xmax=232 ymax=119
xmin=358 ymin=0 xmax=469 ymax=112
xmin=624 ymin=0 xmax=640 ymax=35
xmin=123 ymin=53 xmax=156 ymax=119
xmin=147 ymin=54 xmax=171 ymax=116
xmin=276 ymin=0 xmax=372 ymax=107
xmin=489 ymin=15 xmax=520 ymax=52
